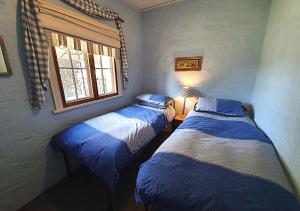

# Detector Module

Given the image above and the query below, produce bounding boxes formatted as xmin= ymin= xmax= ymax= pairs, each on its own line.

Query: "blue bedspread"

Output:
xmin=136 ymin=111 xmax=300 ymax=211
xmin=51 ymin=105 xmax=174 ymax=191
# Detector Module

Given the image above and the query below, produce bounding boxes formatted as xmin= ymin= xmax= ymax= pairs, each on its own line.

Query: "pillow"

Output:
xmin=194 ymin=97 xmax=245 ymax=117
xmin=137 ymin=100 xmax=168 ymax=109
xmin=136 ymin=94 xmax=171 ymax=108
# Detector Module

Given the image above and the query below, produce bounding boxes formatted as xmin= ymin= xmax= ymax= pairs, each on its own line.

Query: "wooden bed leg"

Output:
xmin=62 ymin=150 xmax=72 ymax=181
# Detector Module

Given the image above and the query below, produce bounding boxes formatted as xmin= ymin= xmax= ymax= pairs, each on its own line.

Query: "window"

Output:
xmin=38 ymin=1 xmax=123 ymax=112
xmin=54 ymin=46 xmax=93 ymax=103
xmin=94 ymin=54 xmax=117 ymax=95
xmin=50 ymin=32 xmax=120 ymax=109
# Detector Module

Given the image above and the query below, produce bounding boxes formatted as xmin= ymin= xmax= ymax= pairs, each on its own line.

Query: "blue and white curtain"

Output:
xmin=21 ymin=0 xmax=128 ymax=108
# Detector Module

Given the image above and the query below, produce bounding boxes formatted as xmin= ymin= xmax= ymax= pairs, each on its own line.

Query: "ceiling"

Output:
xmin=126 ymin=0 xmax=184 ymax=12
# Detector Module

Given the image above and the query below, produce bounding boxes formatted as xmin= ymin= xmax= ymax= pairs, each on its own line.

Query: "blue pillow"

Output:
xmin=137 ymin=100 xmax=167 ymax=109
xmin=194 ymin=97 xmax=245 ymax=117
xmin=136 ymin=94 xmax=171 ymax=108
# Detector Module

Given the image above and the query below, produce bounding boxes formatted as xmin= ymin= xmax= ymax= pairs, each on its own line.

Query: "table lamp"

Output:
xmin=180 ymin=86 xmax=193 ymax=115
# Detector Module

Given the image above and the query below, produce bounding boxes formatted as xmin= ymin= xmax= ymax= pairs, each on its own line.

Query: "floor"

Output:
xmin=18 ymin=130 xmax=171 ymax=211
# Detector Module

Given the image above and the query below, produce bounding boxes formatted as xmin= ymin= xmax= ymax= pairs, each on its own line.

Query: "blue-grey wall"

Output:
xmin=251 ymin=0 xmax=300 ymax=200
xmin=0 ymin=0 xmax=142 ymax=210
xmin=141 ymin=0 xmax=271 ymax=106
xmin=2 ymin=0 xmax=300 ymax=210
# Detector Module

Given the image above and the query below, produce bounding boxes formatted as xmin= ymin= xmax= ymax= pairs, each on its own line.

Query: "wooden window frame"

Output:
xmin=51 ymin=46 xmax=120 ymax=109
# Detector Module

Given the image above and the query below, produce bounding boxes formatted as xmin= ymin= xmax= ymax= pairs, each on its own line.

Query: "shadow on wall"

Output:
xmin=44 ymin=143 xmax=66 ymax=191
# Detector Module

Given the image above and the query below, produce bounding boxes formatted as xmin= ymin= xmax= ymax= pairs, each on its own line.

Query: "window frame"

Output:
xmin=38 ymin=0 xmax=124 ymax=113
xmin=51 ymin=46 xmax=120 ymax=109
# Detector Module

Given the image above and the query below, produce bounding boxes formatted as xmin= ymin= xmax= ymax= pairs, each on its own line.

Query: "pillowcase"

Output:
xmin=136 ymin=94 xmax=171 ymax=109
xmin=194 ymin=97 xmax=245 ymax=117
xmin=137 ymin=100 xmax=168 ymax=109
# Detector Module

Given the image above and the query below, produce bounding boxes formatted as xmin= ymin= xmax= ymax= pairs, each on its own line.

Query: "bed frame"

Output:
xmin=61 ymin=149 xmax=114 ymax=210
xmin=61 ymin=146 xmax=158 ymax=211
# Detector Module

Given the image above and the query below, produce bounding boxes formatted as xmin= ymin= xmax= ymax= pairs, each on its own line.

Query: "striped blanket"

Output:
xmin=136 ymin=111 xmax=299 ymax=211
xmin=51 ymin=104 xmax=175 ymax=191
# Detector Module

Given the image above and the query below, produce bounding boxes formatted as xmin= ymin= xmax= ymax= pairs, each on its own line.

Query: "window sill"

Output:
xmin=53 ymin=94 xmax=123 ymax=114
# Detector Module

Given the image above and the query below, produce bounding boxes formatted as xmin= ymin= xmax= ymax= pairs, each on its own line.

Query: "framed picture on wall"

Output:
xmin=0 ymin=36 xmax=12 ymax=77
xmin=175 ymin=56 xmax=203 ymax=72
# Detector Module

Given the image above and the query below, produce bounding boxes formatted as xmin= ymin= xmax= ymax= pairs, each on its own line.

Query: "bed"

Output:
xmin=51 ymin=99 xmax=175 ymax=192
xmin=136 ymin=108 xmax=300 ymax=211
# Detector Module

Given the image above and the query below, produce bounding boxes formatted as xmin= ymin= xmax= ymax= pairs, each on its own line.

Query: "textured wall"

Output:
xmin=0 ymin=0 xmax=142 ymax=210
xmin=141 ymin=0 xmax=271 ymax=109
xmin=251 ymin=0 xmax=300 ymax=200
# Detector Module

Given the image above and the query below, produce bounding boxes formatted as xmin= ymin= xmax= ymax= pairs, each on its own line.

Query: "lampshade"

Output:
xmin=180 ymin=87 xmax=193 ymax=98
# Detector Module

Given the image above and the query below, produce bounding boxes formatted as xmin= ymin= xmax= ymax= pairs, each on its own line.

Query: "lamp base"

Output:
xmin=182 ymin=97 xmax=186 ymax=115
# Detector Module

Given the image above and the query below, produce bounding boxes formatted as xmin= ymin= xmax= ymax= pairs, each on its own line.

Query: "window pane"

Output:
xmin=103 ymin=68 xmax=115 ymax=93
xmin=94 ymin=55 xmax=112 ymax=69
xmin=95 ymin=67 xmax=116 ymax=95
xmin=95 ymin=69 xmax=105 ymax=95
xmin=55 ymin=46 xmax=71 ymax=68
xmin=59 ymin=68 xmax=93 ymax=102
xmin=71 ymin=50 xmax=86 ymax=68
xmin=55 ymin=45 xmax=93 ymax=103
xmin=94 ymin=54 xmax=102 ymax=68
xmin=74 ymin=69 xmax=91 ymax=99
xmin=101 ymin=55 xmax=111 ymax=68
xmin=59 ymin=69 xmax=77 ymax=101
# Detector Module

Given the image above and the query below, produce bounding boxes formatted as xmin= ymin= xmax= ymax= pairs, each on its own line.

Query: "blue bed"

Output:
xmin=136 ymin=110 xmax=300 ymax=211
xmin=51 ymin=104 xmax=175 ymax=191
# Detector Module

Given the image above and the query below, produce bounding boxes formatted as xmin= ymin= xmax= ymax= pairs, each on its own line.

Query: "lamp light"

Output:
xmin=180 ymin=86 xmax=193 ymax=115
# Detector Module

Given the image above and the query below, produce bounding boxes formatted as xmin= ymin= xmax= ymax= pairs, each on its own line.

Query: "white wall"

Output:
xmin=141 ymin=0 xmax=271 ymax=114
xmin=0 ymin=0 xmax=142 ymax=210
xmin=251 ymin=0 xmax=300 ymax=200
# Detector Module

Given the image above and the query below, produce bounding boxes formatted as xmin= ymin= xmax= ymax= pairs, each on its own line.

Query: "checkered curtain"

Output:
xmin=21 ymin=0 xmax=49 ymax=108
xmin=61 ymin=0 xmax=128 ymax=89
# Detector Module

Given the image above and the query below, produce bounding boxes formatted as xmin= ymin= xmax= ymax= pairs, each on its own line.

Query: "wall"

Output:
xmin=251 ymin=0 xmax=300 ymax=199
xmin=141 ymin=0 xmax=271 ymax=113
xmin=0 ymin=0 xmax=142 ymax=210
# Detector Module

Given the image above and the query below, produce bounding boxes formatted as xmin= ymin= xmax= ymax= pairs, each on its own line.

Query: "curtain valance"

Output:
xmin=47 ymin=31 xmax=120 ymax=58
xmin=60 ymin=0 xmax=128 ymax=88
xmin=38 ymin=1 xmax=121 ymax=49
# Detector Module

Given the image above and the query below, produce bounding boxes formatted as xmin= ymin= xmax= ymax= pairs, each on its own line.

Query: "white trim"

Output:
xmin=53 ymin=94 xmax=123 ymax=114
xmin=126 ymin=0 xmax=142 ymax=12
xmin=126 ymin=0 xmax=184 ymax=12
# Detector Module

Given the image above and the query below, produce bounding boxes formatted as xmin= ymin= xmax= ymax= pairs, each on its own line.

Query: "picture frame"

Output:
xmin=0 ymin=36 xmax=12 ymax=77
xmin=175 ymin=56 xmax=203 ymax=72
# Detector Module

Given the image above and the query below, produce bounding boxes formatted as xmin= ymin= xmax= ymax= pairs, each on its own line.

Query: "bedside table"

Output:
xmin=172 ymin=114 xmax=186 ymax=131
